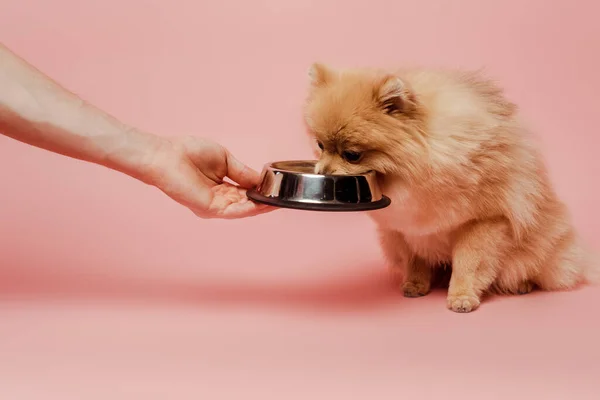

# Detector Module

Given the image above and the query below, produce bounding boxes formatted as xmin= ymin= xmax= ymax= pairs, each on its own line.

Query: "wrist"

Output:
xmin=99 ymin=123 xmax=168 ymax=185
xmin=66 ymin=101 xmax=171 ymax=186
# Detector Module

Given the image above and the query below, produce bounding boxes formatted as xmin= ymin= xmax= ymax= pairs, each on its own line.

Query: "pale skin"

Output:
xmin=0 ymin=43 xmax=273 ymax=219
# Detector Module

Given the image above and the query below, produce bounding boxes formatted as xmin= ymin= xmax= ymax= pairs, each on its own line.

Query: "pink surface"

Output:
xmin=1 ymin=1 xmax=599 ymax=399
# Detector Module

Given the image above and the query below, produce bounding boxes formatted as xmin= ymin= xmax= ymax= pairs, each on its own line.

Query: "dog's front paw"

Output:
xmin=516 ymin=281 xmax=534 ymax=295
xmin=402 ymin=280 xmax=430 ymax=298
xmin=446 ymin=293 xmax=480 ymax=313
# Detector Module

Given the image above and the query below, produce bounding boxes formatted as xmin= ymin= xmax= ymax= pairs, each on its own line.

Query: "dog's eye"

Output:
xmin=342 ymin=151 xmax=361 ymax=163
xmin=317 ymin=141 xmax=324 ymax=150
xmin=383 ymin=101 xmax=400 ymax=115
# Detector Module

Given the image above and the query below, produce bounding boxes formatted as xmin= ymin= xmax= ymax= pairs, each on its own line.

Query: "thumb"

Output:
xmin=225 ymin=151 xmax=262 ymax=188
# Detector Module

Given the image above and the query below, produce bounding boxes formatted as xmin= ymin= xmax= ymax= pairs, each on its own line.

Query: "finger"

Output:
xmin=193 ymin=202 xmax=273 ymax=219
xmin=198 ymin=183 xmax=277 ymax=219
xmin=225 ymin=151 xmax=262 ymax=189
xmin=220 ymin=200 xmax=278 ymax=219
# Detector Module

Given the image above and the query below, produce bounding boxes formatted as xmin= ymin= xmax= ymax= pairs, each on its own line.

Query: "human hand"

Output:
xmin=142 ymin=135 xmax=274 ymax=219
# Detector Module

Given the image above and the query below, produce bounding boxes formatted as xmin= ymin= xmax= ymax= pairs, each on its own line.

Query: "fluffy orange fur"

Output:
xmin=303 ymin=63 xmax=597 ymax=312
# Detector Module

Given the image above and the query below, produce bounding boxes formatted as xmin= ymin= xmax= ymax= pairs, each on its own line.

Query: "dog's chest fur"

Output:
xmin=369 ymin=179 xmax=464 ymax=264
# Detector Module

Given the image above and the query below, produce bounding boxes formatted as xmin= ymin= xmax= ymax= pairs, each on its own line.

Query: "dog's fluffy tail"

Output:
xmin=581 ymin=244 xmax=600 ymax=285
xmin=584 ymin=260 xmax=600 ymax=285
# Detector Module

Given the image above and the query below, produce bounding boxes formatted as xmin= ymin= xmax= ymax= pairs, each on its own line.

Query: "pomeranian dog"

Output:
xmin=303 ymin=63 xmax=596 ymax=312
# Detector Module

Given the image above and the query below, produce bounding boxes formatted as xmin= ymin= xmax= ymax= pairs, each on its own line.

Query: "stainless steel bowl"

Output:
xmin=246 ymin=160 xmax=391 ymax=212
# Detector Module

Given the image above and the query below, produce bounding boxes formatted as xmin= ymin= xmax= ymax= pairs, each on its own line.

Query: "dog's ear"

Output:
xmin=308 ymin=63 xmax=336 ymax=88
xmin=376 ymin=75 xmax=417 ymax=115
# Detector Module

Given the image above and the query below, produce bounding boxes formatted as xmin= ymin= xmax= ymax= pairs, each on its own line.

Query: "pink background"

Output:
xmin=1 ymin=0 xmax=599 ymax=398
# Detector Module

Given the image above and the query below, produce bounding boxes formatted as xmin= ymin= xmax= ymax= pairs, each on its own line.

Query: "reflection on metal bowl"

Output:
xmin=246 ymin=160 xmax=391 ymax=212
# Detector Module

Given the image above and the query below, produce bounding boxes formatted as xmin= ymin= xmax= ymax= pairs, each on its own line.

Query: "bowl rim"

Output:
xmin=264 ymin=160 xmax=376 ymax=178
xmin=246 ymin=188 xmax=391 ymax=212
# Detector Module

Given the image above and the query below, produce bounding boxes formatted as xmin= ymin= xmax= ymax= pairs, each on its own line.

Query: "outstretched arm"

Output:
xmin=0 ymin=43 xmax=272 ymax=219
